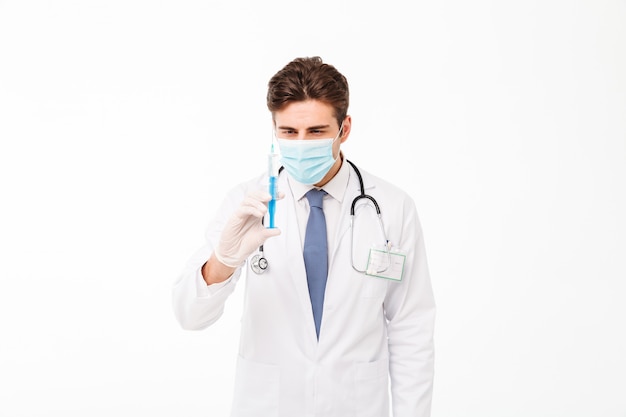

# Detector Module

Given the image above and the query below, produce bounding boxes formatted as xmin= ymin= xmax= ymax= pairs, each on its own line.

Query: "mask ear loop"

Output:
xmin=334 ymin=121 xmax=345 ymax=143
xmin=329 ymin=121 xmax=345 ymax=165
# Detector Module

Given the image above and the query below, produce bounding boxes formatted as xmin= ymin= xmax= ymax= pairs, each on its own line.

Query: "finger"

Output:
xmin=256 ymin=227 xmax=281 ymax=245
xmin=247 ymin=189 xmax=272 ymax=203
xmin=239 ymin=192 xmax=271 ymax=213
xmin=236 ymin=203 xmax=267 ymax=219
xmin=263 ymin=227 xmax=281 ymax=238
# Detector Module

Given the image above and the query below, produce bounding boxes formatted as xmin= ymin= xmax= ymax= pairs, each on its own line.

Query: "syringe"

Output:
xmin=267 ymin=143 xmax=280 ymax=228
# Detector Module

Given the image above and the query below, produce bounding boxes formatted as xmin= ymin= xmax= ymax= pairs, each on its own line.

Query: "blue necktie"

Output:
xmin=303 ymin=189 xmax=328 ymax=339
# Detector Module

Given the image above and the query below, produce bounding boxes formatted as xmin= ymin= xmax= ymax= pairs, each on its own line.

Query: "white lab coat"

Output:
xmin=172 ymin=163 xmax=435 ymax=417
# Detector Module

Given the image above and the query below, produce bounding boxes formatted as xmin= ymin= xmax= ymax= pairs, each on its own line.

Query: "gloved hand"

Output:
xmin=214 ymin=189 xmax=282 ymax=268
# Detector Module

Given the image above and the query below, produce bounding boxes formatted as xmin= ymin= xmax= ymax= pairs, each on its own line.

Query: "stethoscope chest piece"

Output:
xmin=250 ymin=252 xmax=268 ymax=274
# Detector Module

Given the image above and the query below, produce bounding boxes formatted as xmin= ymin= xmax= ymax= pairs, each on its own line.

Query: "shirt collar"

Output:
xmin=290 ymin=153 xmax=350 ymax=203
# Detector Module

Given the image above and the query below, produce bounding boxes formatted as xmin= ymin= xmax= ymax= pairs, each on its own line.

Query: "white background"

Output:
xmin=1 ymin=0 xmax=625 ymax=416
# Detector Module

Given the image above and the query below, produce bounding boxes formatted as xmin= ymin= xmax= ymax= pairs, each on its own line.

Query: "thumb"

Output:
xmin=261 ymin=227 xmax=282 ymax=239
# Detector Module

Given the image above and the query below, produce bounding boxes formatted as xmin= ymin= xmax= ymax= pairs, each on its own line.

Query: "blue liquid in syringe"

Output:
xmin=267 ymin=145 xmax=280 ymax=228
xmin=268 ymin=175 xmax=277 ymax=228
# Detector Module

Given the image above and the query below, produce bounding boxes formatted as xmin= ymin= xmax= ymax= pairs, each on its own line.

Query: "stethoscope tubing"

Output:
xmin=253 ymin=160 xmax=390 ymax=274
xmin=346 ymin=160 xmax=381 ymax=216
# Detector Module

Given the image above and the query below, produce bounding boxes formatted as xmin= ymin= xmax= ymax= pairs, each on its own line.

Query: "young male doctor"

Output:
xmin=172 ymin=56 xmax=435 ymax=417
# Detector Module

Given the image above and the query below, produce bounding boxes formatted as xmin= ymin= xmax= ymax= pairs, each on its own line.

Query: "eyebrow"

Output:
xmin=276 ymin=124 xmax=331 ymax=131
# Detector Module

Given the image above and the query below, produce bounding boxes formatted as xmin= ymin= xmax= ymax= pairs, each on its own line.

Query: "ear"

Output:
xmin=340 ymin=115 xmax=352 ymax=144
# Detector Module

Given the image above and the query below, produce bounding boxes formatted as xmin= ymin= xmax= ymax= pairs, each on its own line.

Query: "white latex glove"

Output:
xmin=214 ymin=189 xmax=282 ymax=268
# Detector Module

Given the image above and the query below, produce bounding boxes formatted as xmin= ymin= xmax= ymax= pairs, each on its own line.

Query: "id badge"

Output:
xmin=365 ymin=245 xmax=406 ymax=281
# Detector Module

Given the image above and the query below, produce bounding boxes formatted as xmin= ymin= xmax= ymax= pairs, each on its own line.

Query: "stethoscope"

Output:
xmin=250 ymin=160 xmax=390 ymax=275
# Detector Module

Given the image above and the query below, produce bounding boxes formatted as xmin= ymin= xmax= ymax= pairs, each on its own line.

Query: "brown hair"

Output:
xmin=266 ymin=56 xmax=349 ymax=127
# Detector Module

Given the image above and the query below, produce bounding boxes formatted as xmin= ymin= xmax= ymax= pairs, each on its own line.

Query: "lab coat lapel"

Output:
xmin=280 ymin=176 xmax=318 ymax=341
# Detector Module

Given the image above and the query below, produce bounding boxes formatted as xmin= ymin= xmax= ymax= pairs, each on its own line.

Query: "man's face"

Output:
xmin=273 ymin=99 xmax=351 ymax=186
xmin=274 ymin=99 xmax=350 ymax=158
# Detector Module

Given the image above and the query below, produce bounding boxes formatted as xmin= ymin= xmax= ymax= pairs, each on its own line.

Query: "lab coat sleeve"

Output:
xmin=171 ymin=245 xmax=243 ymax=330
xmin=172 ymin=181 xmax=250 ymax=330
xmin=384 ymin=194 xmax=436 ymax=417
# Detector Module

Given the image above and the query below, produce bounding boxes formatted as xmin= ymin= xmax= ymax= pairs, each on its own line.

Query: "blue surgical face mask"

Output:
xmin=277 ymin=126 xmax=342 ymax=185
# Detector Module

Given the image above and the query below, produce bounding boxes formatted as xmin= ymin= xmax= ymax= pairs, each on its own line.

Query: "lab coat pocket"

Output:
xmin=355 ymin=357 xmax=389 ymax=417
xmin=231 ymin=356 xmax=280 ymax=417
xmin=361 ymin=275 xmax=389 ymax=299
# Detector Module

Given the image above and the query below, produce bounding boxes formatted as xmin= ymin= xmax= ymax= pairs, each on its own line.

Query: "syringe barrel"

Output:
xmin=268 ymin=152 xmax=281 ymax=177
xmin=267 ymin=152 xmax=280 ymax=228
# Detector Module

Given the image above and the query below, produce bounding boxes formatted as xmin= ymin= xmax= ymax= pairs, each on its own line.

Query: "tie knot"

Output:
xmin=305 ymin=188 xmax=326 ymax=208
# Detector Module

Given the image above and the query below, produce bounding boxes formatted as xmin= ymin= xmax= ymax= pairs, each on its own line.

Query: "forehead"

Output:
xmin=273 ymin=100 xmax=336 ymax=127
